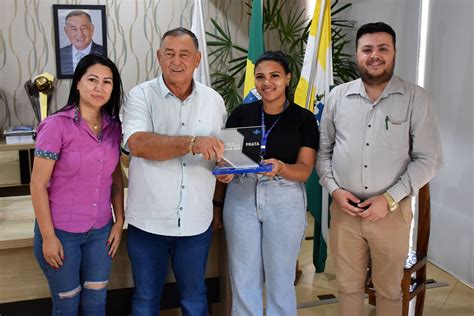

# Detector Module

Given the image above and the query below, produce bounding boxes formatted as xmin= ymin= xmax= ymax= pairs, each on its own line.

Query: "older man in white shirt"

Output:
xmin=122 ymin=27 xmax=226 ymax=316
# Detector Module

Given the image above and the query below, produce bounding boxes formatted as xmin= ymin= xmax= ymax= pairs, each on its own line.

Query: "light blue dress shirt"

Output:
xmin=123 ymin=75 xmax=227 ymax=236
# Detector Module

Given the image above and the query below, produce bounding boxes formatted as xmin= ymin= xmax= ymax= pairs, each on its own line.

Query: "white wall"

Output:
xmin=424 ymin=0 xmax=474 ymax=287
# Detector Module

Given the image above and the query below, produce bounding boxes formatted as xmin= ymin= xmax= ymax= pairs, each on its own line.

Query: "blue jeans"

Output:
xmin=127 ymin=224 xmax=212 ymax=316
xmin=34 ymin=221 xmax=113 ymax=316
xmin=223 ymin=174 xmax=307 ymax=316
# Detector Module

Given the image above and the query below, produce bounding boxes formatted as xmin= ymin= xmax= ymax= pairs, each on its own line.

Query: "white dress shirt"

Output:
xmin=123 ymin=75 xmax=227 ymax=236
xmin=72 ymin=42 xmax=92 ymax=70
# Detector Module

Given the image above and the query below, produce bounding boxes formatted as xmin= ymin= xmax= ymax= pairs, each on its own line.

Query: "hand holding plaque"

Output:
xmin=212 ymin=126 xmax=273 ymax=175
xmin=24 ymin=72 xmax=56 ymax=122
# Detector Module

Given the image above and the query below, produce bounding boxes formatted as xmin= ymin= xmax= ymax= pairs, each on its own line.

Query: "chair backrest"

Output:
xmin=416 ymin=183 xmax=431 ymax=257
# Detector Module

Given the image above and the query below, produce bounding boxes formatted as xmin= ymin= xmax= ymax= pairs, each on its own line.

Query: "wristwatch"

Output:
xmin=382 ymin=191 xmax=399 ymax=212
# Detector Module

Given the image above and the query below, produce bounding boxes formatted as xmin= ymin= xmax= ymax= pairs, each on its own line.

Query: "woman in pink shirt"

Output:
xmin=31 ymin=54 xmax=124 ymax=315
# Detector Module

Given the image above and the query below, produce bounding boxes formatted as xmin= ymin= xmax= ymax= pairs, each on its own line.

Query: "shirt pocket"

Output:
xmin=194 ymin=118 xmax=214 ymax=136
xmin=382 ymin=118 xmax=410 ymax=150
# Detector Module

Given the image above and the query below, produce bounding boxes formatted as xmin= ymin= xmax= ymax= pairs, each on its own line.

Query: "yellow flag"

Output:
xmin=294 ymin=0 xmax=333 ymax=114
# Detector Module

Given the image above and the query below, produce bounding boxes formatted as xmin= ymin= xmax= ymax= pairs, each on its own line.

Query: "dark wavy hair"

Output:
xmin=58 ymin=54 xmax=123 ymax=122
xmin=254 ymin=51 xmax=292 ymax=99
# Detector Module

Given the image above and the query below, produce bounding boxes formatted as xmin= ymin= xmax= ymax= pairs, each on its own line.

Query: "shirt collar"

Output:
xmin=345 ymin=75 xmax=405 ymax=99
xmin=72 ymin=42 xmax=93 ymax=56
xmin=382 ymin=75 xmax=405 ymax=96
xmin=54 ymin=105 xmax=113 ymax=129
xmin=54 ymin=106 xmax=77 ymax=121
xmin=157 ymin=74 xmax=197 ymax=99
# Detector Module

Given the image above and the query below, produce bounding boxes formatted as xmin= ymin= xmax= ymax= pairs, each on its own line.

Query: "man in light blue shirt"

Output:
xmin=122 ymin=27 xmax=226 ymax=315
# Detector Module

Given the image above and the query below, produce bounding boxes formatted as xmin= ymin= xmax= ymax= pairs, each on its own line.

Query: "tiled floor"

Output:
xmin=159 ymin=212 xmax=474 ymax=316
xmin=295 ymin=214 xmax=474 ymax=316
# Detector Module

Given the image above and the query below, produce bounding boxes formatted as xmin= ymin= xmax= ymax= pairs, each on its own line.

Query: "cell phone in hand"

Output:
xmin=348 ymin=200 xmax=369 ymax=210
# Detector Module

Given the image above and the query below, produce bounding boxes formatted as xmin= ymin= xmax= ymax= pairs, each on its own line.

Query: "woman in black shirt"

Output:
xmin=215 ymin=51 xmax=319 ymax=315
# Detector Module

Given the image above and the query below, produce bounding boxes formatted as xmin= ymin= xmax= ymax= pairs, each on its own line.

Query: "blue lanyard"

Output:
xmin=260 ymin=100 xmax=289 ymax=161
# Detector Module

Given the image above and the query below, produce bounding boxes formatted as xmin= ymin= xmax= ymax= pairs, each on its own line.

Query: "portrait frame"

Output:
xmin=53 ymin=4 xmax=107 ymax=79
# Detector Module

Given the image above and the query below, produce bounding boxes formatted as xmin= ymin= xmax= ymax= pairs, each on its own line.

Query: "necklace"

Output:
xmin=84 ymin=118 xmax=101 ymax=131
xmin=76 ymin=106 xmax=101 ymax=133
xmin=89 ymin=120 xmax=102 ymax=140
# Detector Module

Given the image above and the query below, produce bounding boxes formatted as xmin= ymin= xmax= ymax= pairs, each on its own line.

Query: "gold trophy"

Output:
xmin=24 ymin=72 xmax=56 ymax=122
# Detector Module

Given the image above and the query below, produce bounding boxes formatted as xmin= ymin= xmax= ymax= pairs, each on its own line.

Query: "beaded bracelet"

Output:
xmin=189 ymin=136 xmax=197 ymax=155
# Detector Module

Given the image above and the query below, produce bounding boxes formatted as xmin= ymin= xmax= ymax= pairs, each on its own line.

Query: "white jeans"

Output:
xmin=223 ymin=174 xmax=307 ymax=316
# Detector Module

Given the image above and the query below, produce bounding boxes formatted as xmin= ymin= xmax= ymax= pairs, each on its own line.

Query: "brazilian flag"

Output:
xmin=243 ymin=0 xmax=264 ymax=104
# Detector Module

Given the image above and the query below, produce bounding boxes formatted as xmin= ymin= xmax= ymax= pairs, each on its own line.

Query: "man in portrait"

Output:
xmin=59 ymin=10 xmax=104 ymax=76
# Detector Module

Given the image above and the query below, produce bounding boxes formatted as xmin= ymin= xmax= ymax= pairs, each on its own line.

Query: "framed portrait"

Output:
xmin=53 ymin=4 xmax=107 ymax=79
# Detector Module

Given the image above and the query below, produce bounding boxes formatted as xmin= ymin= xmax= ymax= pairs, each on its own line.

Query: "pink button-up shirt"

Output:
xmin=34 ymin=106 xmax=121 ymax=233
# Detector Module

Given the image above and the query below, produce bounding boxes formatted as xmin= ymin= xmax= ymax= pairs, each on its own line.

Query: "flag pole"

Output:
xmin=192 ymin=0 xmax=211 ymax=86
xmin=305 ymin=0 xmax=327 ymax=110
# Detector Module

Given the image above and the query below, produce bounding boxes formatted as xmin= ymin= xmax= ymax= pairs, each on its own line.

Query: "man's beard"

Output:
xmin=358 ymin=60 xmax=395 ymax=86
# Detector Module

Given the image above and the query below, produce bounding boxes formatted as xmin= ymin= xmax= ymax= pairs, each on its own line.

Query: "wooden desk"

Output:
xmin=0 ymin=193 xmax=231 ymax=315
xmin=0 ymin=140 xmax=36 ymax=152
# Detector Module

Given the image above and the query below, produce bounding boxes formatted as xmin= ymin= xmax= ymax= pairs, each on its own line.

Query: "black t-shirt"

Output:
xmin=225 ymin=100 xmax=319 ymax=164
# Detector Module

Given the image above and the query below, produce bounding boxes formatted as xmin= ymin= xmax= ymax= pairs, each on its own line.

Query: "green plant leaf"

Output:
xmin=207 ymin=0 xmax=358 ymax=111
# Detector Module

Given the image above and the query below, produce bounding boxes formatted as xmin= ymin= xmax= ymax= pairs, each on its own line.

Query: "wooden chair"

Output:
xmin=365 ymin=183 xmax=431 ymax=316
